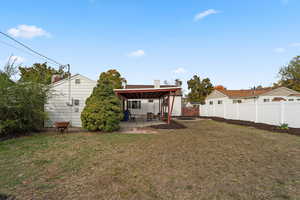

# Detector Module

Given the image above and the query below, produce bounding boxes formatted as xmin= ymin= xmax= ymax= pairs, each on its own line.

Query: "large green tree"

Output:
xmin=187 ymin=75 xmax=214 ymax=104
xmin=99 ymin=69 xmax=126 ymax=89
xmin=0 ymin=61 xmax=48 ymax=137
xmin=81 ymin=70 xmax=124 ymax=132
xmin=277 ymin=56 xmax=300 ymax=92
xmin=19 ymin=62 xmax=68 ymax=85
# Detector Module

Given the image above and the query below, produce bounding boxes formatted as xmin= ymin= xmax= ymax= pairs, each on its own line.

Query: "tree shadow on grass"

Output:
xmin=0 ymin=193 xmax=16 ymax=200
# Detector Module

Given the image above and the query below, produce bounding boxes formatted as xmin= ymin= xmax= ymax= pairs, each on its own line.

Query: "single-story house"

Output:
xmin=44 ymin=74 xmax=182 ymax=127
xmin=205 ymin=86 xmax=300 ymax=105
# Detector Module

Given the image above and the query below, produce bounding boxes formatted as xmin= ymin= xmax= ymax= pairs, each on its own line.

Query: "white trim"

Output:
xmin=50 ymin=74 xmax=96 ymax=87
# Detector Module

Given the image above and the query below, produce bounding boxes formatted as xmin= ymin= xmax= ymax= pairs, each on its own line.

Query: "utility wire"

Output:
xmin=0 ymin=31 xmax=63 ymax=66
xmin=0 ymin=39 xmax=58 ymax=66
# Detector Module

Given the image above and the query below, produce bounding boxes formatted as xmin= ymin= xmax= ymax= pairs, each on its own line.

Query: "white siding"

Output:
xmin=45 ymin=75 xmax=97 ymax=127
xmin=127 ymin=96 xmax=182 ymax=116
xmin=45 ymin=75 xmax=183 ymax=127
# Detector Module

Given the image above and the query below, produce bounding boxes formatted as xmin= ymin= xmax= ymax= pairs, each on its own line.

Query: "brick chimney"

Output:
xmin=51 ymin=74 xmax=62 ymax=83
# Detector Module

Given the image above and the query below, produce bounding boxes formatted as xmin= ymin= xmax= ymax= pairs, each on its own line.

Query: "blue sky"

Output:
xmin=1 ymin=0 xmax=300 ymax=92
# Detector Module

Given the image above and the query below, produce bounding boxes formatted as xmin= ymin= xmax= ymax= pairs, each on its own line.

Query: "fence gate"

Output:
xmin=182 ymin=106 xmax=199 ymax=117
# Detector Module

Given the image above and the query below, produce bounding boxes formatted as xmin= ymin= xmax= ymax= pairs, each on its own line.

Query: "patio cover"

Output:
xmin=114 ymin=87 xmax=181 ymax=124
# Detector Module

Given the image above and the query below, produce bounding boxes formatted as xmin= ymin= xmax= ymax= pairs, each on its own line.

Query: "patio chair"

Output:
xmin=128 ymin=110 xmax=136 ymax=121
xmin=147 ymin=112 xmax=154 ymax=121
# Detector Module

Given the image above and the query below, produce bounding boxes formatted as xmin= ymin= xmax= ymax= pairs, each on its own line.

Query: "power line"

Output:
xmin=0 ymin=39 xmax=58 ymax=66
xmin=0 ymin=31 xmax=63 ymax=66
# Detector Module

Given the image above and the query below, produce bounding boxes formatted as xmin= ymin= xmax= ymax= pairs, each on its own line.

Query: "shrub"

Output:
xmin=279 ymin=123 xmax=289 ymax=130
xmin=81 ymin=72 xmax=123 ymax=132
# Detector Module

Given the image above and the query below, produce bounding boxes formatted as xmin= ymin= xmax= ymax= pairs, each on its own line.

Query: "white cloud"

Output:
xmin=7 ymin=25 xmax=51 ymax=39
xmin=274 ymin=48 xmax=286 ymax=53
xmin=290 ymin=42 xmax=300 ymax=47
xmin=172 ymin=67 xmax=187 ymax=74
xmin=128 ymin=49 xmax=145 ymax=57
xmin=8 ymin=56 xmax=25 ymax=63
xmin=194 ymin=9 xmax=219 ymax=21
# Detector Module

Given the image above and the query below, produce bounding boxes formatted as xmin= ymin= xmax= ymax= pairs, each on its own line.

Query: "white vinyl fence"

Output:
xmin=200 ymin=101 xmax=300 ymax=128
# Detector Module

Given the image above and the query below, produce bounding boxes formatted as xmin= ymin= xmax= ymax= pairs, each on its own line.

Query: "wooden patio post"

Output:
xmin=167 ymin=93 xmax=171 ymax=124
xmin=158 ymin=97 xmax=161 ymax=117
xmin=122 ymin=98 xmax=125 ymax=112
xmin=161 ymin=96 xmax=164 ymax=120
xmin=170 ymin=93 xmax=175 ymax=116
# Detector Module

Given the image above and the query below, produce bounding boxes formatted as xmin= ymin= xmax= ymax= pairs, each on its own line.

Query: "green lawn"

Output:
xmin=0 ymin=120 xmax=299 ymax=200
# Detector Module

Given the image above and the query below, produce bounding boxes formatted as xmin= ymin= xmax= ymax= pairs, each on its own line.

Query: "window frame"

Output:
xmin=74 ymin=99 xmax=80 ymax=106
xmin=75 ymin=78 xmax=81 ymax=84
xmin=233 ymin=99 xmax=242 ymax=104
xmin=128 ymin=100 xmax=141 ymax=109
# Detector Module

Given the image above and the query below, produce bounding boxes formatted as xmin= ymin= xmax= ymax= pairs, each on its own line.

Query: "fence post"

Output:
xmin=255 ymin=99 xmax=258 ymax=123
xmin=280 ymin=101 xmax=285 ymax=124
xmin=236 ymin=103 xmax=240 ymax=120
xmin=223 ymin=101 xmax=226 ymax=119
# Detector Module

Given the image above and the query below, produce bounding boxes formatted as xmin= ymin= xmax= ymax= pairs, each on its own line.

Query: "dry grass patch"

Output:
xmin=0 ymin=120 xmax=299 ymax=200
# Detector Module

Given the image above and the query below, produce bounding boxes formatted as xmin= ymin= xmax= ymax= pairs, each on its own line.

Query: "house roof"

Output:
xmin=289 ymin=94 xmax=300 ymax=97
xmin=49 ymin=74 xmax=96 ymax=87
xmin=125 ymin=84 xmax=182 ymax=95
xmin=216 ymin=87 xmax=274 ymax=98
xmin=114 ymin=87 xmax=181 ymax=99
xmin=125 ymin=84 xmax=177 ymax=89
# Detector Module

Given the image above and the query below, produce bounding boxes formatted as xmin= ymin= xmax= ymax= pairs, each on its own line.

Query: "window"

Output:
xmin=217 ymin=100 xmax=223 ymax=104
xmin=233 ymin=100 xmax=242 ymax=104
xmin=297 ymin=99 xmax=300 ymax=101
xmin=288 ymin=99 xmax=294 ymax=102
xmin=209 ymin=101 xmax=213 ymax=105
xmin=74 ymin=107 xmax=79 ymax=112
xmin=148 ymin=99 xmax=154 ymax=103
xmin=74 ymin=99 xmax=80 ymax=106
xmin=75 ymin=79 xmax=80 ymax=84
xmin=128 ymin=101 xmax=141 ymax=109
xmin=263 ymin=99 xmax=270 ymax=103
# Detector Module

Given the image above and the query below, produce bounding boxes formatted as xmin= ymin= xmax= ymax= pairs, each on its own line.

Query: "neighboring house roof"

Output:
xmin=208 ymin=87 xmax=300 ymax=99
xmin=289 ymin=94 xmax=300 ymax=97
xmin=216 ymin=87 xmax=273 ymax=98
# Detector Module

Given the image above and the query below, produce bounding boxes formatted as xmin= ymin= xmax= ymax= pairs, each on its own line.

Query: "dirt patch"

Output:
xmin=119 ymin=127 xmax=158 ymax=134
xmin=200 ymin=116 xmax=300 ymax=136
xmin=149 ymin=120 xmax=186 ymax=129
xmin=175 ymin=116 xmax=197 ymax=120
